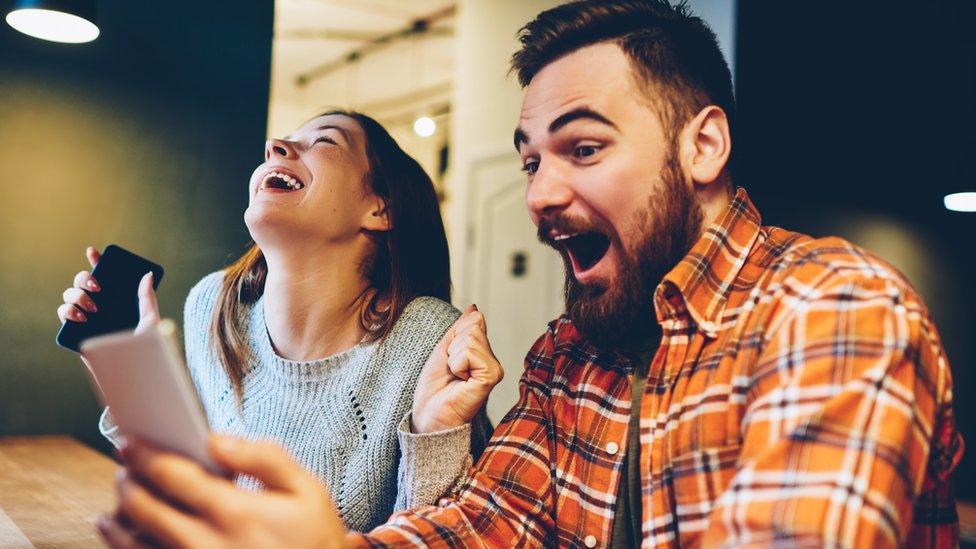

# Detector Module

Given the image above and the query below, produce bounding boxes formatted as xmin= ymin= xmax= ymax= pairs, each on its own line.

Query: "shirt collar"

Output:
xmin=655 ymin=187 xmax=762 ymax=337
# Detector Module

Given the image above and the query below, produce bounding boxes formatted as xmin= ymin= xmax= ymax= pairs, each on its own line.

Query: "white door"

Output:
xmin=463 ymin=149 xmax=564 ymax=423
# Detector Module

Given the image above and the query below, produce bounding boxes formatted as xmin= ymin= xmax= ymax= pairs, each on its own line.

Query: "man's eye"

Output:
xmin=521 ymin=160 xmax=539 ymax=175
xmin=574 ymin=145 xmax=599 ymax=158
xmin=314 ymin=136 xmax=337 ymax=146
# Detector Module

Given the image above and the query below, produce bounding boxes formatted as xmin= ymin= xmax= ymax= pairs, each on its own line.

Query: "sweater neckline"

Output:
xmin=249 ymin=295 xmax=377 ymax=382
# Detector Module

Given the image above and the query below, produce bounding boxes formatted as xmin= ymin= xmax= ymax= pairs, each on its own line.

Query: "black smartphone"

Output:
xmin=56 ymin=244 xmax=165 ymax=353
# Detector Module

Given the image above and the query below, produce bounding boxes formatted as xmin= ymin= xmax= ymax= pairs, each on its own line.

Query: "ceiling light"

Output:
xmin=5 ymin=0 xmax=99 ymax=44
xmin=413 ymin=116 xmax=436 ymax=138
xmin=944 ymin=192 xmax=976 ymax=213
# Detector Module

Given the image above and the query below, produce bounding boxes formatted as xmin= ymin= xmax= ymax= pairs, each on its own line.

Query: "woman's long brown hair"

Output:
xmin=209 ymin=110 xmax=451 ymax=402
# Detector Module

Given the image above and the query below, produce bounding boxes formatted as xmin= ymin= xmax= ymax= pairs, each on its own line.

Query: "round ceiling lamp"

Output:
xmin=413 ymin=116 xmax=436 ymax=138
xmin=5 ymin=0 xmax=99 ymax=44
xmin=944 ymin=192 xmax=976 ymax=213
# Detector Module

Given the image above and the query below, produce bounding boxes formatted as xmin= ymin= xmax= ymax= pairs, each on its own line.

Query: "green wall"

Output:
xmin=0 ymin=0 xmax=273 ymax=455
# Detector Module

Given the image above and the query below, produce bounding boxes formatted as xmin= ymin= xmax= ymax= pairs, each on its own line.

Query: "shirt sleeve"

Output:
xmin=700 ymin=272 xmax=962 ymax=547
xmin=349 ymin=328 xmax=559 ymax=547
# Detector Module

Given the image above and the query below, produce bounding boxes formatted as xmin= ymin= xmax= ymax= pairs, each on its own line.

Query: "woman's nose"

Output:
xmin=264 ymin=138 xmax=293 ymax=161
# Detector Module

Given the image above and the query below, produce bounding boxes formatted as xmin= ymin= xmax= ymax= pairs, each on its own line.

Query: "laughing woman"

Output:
xmin=57 ymin=110 xmax=494 ymax=532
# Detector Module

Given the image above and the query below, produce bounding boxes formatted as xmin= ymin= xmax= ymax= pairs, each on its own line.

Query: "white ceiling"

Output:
xmin=269 ymin=0 xmax=457 ymax=141
xmin=267 ymin=0 xmax=457 ymax=182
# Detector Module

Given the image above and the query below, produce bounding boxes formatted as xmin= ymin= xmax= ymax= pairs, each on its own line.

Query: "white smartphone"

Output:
xmin=81 ymin=319 xmax=225 ymax=475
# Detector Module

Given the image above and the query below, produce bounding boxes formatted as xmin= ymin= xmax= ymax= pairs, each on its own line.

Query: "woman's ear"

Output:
xmin=362 ymin=195 xmax=392 ymax=232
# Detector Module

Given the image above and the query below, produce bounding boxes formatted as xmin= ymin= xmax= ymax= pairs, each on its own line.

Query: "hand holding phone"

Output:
xmin=56 ymin=245 xmax=164 ymax=352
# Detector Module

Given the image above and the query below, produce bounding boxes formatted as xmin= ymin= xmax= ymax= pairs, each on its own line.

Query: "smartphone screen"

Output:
xmin=56 ymin=244 xmax=164 ymax=352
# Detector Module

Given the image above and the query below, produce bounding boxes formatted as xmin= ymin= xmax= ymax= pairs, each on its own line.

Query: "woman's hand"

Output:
xmin=97 ymin=436 xmax=348 ymax=549
xmin=411 ymin=305 xmax=504 ymax=434
xmin=56 ymin=246 xmax=161 ymax=334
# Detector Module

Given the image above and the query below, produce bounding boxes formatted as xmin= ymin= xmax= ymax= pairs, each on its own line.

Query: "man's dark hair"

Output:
xmin=511 ymin=0 xmax=736 ymax=177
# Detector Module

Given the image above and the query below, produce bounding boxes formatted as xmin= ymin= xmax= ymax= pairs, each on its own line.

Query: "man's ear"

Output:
xmin=680 ymin=105 xmax=731 ymax=186
xmin=362 ymin=195 xmax=392 ymax=232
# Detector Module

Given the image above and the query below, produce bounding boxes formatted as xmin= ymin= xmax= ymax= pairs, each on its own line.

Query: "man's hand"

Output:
xmin=411 ymin=304 xmax=504 ymax=434
xmin=98 ymin=435 xmax=347 ymax=548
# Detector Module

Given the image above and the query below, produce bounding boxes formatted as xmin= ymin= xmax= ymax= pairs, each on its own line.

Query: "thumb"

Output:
xmin=135 ymin=272 xmax=160 ymax=333
xmin=86 ymin=246 xmax=102 ymax=268
xmin=208 ymin=435 xmax=308 ymax=493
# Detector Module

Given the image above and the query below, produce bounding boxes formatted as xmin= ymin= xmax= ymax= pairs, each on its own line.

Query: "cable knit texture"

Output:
xmin=99 ymin=270 xmax=484 ymax=532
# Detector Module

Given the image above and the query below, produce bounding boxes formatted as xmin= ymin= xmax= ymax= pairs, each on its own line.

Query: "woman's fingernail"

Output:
xmin=88 ymin=279 xmax=100 ymax=291
xmin=75 ymin=310 xmax=87 ymax=322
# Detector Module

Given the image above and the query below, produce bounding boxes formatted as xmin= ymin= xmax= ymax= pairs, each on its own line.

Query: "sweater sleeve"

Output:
xmin=98 ymin=407 xmax=123 ymax=448
xmin=393 ymin=412 xmax=474 ymax=511
xmin=393 ymin=404 xmax=496 ymax=512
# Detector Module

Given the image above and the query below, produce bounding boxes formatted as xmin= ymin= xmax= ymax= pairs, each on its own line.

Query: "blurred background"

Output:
xmin=0 ymin=0 xmax=973 ymax=518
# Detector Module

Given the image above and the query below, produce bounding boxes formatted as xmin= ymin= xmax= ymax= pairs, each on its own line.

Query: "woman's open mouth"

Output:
xmin=258 ymin=170 xmax=305 ymax=194
xmin=554 ymin=230 xmax=612 ymax=277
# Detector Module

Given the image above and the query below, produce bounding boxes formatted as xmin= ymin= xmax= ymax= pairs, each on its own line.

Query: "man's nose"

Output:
xmin=525 ymin=161 xmax=573 ymax=218
xmin=264 ymin=138 xmax=295 ymax=161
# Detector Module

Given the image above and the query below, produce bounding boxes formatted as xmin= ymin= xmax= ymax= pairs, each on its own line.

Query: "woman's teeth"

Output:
xmin=261 ymin=171 xmax=305 ymax=191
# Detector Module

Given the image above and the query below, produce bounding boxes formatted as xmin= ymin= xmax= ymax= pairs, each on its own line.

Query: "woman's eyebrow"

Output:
xmin=317 ymin=124 xmax=351 ymax=143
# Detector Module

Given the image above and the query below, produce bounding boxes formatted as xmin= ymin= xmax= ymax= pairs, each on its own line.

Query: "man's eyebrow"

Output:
xmin=548 ymin=108 xmax=618 ymax=134
xmin=514 ymin=127 xmax=529 ymax=152
xmin=514 ymin=107 xmax=619 ymax=153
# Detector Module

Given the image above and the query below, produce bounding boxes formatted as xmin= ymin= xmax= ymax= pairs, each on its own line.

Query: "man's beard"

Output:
xmin=548 ymin=153 xmax=704 ymax=353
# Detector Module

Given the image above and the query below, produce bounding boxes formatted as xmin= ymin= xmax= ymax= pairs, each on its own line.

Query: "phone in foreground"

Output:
xmin=81 ymin=319 xmax=224 ymax=476
xmin=56 ymin=244 xmax=164 ymax=353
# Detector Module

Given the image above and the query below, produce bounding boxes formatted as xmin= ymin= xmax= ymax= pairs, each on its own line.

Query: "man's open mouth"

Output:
xmin=554 ymin=231 xmax=612 ymax=273
xmin=259 ymin=170 xmax=305 ymax=192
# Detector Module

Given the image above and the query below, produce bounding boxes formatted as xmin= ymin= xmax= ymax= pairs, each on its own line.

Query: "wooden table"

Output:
xmin=0 ymin=436 xmax=117 ymax=548
xmin=0 ymin=436 xmax=975 ymax=546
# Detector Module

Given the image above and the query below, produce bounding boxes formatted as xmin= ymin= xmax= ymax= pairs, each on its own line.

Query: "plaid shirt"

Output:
xmin=353 ymin=188 xmax=962 ymax=548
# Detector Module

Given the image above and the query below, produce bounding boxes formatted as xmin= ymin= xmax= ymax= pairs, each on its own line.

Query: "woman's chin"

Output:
xmin=244 ymin=205 xmax=295 ymax=239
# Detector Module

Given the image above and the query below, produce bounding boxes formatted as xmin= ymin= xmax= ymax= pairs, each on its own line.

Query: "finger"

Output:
xmin=58 ymin=303 xmax=87 ymax=323
xmin=454 ymin=306 xmax=479 ymax=328
xmin=446 ymin=348 xmax=472 ymax=381
xmin=208 ymin=435 xmax=312 ymax=493
xmin=466 ymin=347 xmax=504 ymax=386
xmin=121 ymin=439 xmax=239 ymax=518
xmin=450 ymin=305 xmax=478 ymax=335
xmin=116 ymin=469 xmax=214 ymax=549
xmin=73 ymin=270 xmax=100 ymax=293
xmin=432 ymin=321 xmax=456 ymax=360
xmin=63 ymin=287 xmax=98 ymax=313
xmin=96 ymin=515 xmax=148 ymax=549
xmin=447 ymin=328 xmax=469 ymax=359
xmin=86 ymin=246 xmax=102 ymax=268
xmin=136 ymin=273 xmax=160 ymax=332
xmin=448 ymin=321 xmax=481 ymax=357
xmin=452 ymin=309 xmax=485 ymax=339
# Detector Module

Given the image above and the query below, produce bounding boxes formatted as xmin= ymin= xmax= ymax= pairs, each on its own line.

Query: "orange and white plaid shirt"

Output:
xmin=353 ymin=188 xmax=963 ymax=548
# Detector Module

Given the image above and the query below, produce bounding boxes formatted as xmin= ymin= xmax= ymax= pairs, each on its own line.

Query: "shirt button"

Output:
xmin=584 ymin=534 xmax=597 ymax=547
xmin=605 ymin=441 xmax=619 ymax=455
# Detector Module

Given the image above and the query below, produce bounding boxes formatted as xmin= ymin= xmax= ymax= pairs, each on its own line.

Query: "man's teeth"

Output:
xmin=262 ymin=171 xmax=305 ymax=190
xmin=553 ymin=233 xmax=578 ymax=242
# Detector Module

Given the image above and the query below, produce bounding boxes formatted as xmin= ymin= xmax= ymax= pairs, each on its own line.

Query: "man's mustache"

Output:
xmin=536 ymin=215 xmax=613 ymax=248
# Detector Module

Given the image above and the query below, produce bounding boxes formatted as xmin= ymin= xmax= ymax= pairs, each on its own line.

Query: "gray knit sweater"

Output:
xmin=99 ymin=271 xmax=486 ymax=532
